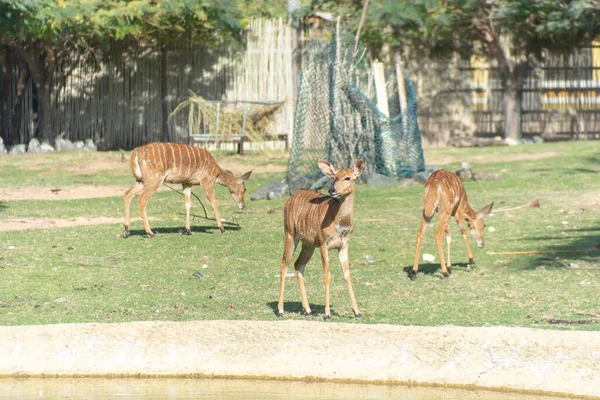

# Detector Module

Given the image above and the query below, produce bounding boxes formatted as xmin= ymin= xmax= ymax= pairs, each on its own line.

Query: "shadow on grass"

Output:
xmin=530 ymin=167 xmax=600 ymax=175
xmin=517 ymin=226 xmax=600 ymax=270
xmin=402 ymin=262 xmax=473 ymax=279
xmin=0 ymin=201 xmax=8 ymax=212
xmin=266 ymin=301 xmax=330 ymax=318
xmin=520 ymin=226 xmax=600 ymax=242
xmin=123 ymin=225 xmax=241 ymax=237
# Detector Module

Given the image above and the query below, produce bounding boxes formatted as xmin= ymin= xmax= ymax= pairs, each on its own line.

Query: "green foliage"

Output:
xmin=1 ymin=142 xmax=599 ymax=329
xmin=304 ymin=0 xmax=600 ymax=56
xmin=87 ymin=0 xmax=244 ymax=42
xmin=424 ymin=0 xmax=600 ymax=55
xmin=0 ymin=0 xmax=246 ymax=44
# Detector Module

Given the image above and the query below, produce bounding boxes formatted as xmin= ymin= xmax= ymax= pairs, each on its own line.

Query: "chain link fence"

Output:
xmin=287 ymin=32 xmax=425 ymax=193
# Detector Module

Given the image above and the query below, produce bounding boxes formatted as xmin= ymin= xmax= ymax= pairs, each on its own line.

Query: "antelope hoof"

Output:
xmin=447 ymin=267 xmax=452 ymax=275
xmin=442 ymin=272 xmax=449 ymax=279
xmin=184 ymin=228 xmax=192 ymax=235
xmin=219 ymin=226 xmax=225 ymax=234
xmin=123 ymin=225 xmax=130 ymax=238
xmin=468 ymin=258 xmax=475 ymax=270
xmin=323 ymin=314 xmax=331 ymax=321
xmin=277 ymin=311 xmax=284 ymax=318
xmin=353 ymin=312 xmax=362 ymax=320
xmin=147 ymin=231 xmax=155 ymax=238
xmin=302 ymin=309 xmax=312 ymax=316
xmin=411 ymin=271 xmax=418 ymax=281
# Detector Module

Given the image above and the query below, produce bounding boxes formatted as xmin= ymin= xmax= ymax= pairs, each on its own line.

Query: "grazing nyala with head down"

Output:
xmin=123 ymin=142 xmax=252 ymax=238
xmin=412 ymin=169 xmax=494 ymax=280
xmin=277 ymin=159 xmax=365 ymax=320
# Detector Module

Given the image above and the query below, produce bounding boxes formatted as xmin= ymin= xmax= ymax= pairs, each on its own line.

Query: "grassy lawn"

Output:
xmin=0 ymin=141 xmax=599 ymax=329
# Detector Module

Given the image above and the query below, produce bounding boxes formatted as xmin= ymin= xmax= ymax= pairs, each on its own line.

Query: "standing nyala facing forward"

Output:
xmin=277 ymin=159 xmax=365 ymax=320
xmin=412 ymin=169 xmax=494 ymax=280
xmin=123 ymin=142 xmax=252 ymax=238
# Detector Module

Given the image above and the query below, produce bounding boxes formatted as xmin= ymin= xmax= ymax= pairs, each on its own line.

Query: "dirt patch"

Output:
xmin=0 ymin=217 xmax=156 ymax=232
xmin=426 ymin=151 xmax=558 ymax=166
xmin=14 ymin=153 xmax=127 ymax=174
xmin=0 ymin=185 xmax=170 ymax=201
xmin=0 ymin=320 xmax=598 ymax=398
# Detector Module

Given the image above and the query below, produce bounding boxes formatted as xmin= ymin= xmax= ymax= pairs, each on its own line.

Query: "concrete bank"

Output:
xmin=1 ymin=320 xmax=598 ymax=398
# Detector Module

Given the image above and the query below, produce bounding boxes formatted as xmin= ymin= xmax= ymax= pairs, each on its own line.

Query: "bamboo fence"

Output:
xmin=1 ymin=18 xmax=293 ymax=150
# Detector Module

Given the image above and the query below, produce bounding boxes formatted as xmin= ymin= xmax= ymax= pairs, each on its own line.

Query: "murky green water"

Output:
xmin=0 ymin=378 xmax=571 ymax=399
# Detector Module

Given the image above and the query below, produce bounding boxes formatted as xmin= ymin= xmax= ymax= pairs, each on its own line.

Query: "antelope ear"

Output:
xmin=353 ymin=159 xmax=365 ymax=179
xmin=477 ymin=202 xmax=494 ymax=219
xmin=238 ymin=170 xmax=253 ymax=183
xmin=317 ymin=160 xmax=337 ymax=177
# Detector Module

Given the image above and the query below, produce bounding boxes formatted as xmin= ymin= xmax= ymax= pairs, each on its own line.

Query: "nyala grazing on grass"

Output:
xmin=412 ymin=169 xmax=494 ymax=280
xmin=123 ymin=142 xmax=252 ymax=238
xmin=277 ymin=159 xmax=365 ymax=320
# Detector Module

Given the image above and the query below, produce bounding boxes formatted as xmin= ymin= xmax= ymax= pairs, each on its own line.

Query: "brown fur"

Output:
xmin=412 ymin=169 xmax=494 ymax=280
xmin=277 ymin=160 xmax=364 ymax=319
xmin=123 ymin=142 xmax=251 ymax=237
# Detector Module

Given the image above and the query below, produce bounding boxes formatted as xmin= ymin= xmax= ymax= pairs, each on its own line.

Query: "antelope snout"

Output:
xmin=328 ymin=187 xmax=339 ymax=197
xmin=476 ymin=240 xmax=484 ymax=248
xmin=238 ymin=203 xmax=245 ymax=210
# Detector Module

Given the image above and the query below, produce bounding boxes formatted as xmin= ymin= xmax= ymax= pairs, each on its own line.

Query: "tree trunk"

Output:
xmin=35 ymin=79 xmax=54 ymax=143
xmin=497 ymin=59 xmax=528 ymax=142
xmin=10 ymin=67 xmax=31 ymax=145
xmin=0 ymin=48 xmax=11 ymax=144
xmin=480 ymin=30 xmax=529 ymax=142
xmin=503 ymin=81 xmax=522 ymax=142
xmin=16 ymin=41 xmax=56 ymax=144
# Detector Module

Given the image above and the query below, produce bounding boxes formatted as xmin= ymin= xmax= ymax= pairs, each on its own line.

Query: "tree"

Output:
xmin=411 ymin=0 xmax=600 ymax=140
xmin=310 ymin=0 xmax=600 ymax=141
xmin=0 ymin=0 xmax=247 ymax=144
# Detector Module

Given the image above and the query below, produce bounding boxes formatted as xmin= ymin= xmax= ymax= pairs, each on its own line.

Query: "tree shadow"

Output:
xmin=0 ymin=201 xmax=8 ymax=212
xmin=123 ymin=224 xmax=240 ymax=238
xmin=519 ymin=226 xmax=600 ymax=270
xmin=266 ymin=301 xmax=329 ymax=318
xmin=529 ymin=155 xmax=600 ymax=175
xmin=529 ymin=167 xmax=600 ymax=175
xmin=402 ymin=262 xmax=473 ymax=279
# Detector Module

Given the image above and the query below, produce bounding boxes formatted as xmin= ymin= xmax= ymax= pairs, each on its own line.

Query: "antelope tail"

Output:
xmin=131 ymin=149 xmax=143 ymax=181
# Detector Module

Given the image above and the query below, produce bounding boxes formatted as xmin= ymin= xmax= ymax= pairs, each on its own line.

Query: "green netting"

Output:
xmin=287 ymin=32 xmax=425 ymax=193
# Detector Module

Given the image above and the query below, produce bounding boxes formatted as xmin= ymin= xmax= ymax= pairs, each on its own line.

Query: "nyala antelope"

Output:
xmin=412 ymin=169 xmax=494 ymax=280
xmin=123 ymin=142 xmax=252 ymax=238
xmin=278 ymin=159 xmax=365 ymax=320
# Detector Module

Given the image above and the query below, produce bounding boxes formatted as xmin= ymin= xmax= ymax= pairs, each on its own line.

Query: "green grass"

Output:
xmin=1 ymin=142 xmax=599 ymax=329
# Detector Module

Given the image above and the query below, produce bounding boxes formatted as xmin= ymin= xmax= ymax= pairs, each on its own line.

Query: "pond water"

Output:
xmin=0 ymin=378 xmax=571 ymax=399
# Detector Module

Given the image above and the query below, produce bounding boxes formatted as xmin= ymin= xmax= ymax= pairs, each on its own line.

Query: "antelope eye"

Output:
xmin=344 ymin=177 xmax=351 ymax=181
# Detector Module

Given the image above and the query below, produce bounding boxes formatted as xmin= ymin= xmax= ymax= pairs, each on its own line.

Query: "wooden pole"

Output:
xmin=395 ymin=57 xmax=408 ymax=113
xmin=373 ymin=61 xmax=389 ymax=116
